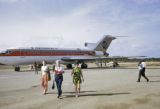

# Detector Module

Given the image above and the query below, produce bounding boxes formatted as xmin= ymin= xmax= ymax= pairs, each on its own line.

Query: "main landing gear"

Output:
xmin=81 ymin=63 xmax=88 ymax=69
xmin=66 ymin=64 xmax=73 ymax=69
xmin=14 ymin=65 xmax=20 ymax=72
xmin=66 ymin=63 xmax=88 ymax=69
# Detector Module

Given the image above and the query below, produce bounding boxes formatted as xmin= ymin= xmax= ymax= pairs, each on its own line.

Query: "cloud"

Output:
xmin=0 ymin=0 xmax=160 ymax=57
xmin=0 ymin=0 xmax=27 ymax=3
xmin=0 ymin=0 xmax=18 ymax=3
xmin=132 ymin=0 xmax=160 ymax=4
xmin=0 ymin=3 xmax=97 ymax=50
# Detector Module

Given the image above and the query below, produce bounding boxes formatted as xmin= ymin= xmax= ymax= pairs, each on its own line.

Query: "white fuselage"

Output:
xmin=0 ymin=47 xmax=101 ymax=65
xmin=0 ymin=35 xmax=116 ymax=66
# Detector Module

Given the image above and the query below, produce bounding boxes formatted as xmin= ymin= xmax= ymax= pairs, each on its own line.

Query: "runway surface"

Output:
xmin=0 ymin=67 xmax=160 ymax=109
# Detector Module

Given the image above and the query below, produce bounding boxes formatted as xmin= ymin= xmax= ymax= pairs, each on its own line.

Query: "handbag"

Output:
xmin=52 ymin=80 xmax=55 ymax=89
xmin=47 ymin=70 xmax=51 ymax=81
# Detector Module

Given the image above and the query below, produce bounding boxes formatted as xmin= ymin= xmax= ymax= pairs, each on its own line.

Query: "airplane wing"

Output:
xmin=61 ymin=56 xmax=127 ymax=63
xmin=61 ymin=56 xmax=146 ymax=63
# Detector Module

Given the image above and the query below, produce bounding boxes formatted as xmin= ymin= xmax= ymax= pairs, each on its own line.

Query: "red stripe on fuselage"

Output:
xmin=0 ymin=50 xmax=95 ymax=56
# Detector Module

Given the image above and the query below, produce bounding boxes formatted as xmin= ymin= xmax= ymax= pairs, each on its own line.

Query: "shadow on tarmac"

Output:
xmin=46 ymin=91 xmax=97 ymax=95
xmin=148 ymin=75 xmax=160 ymax=77
xmin=63 ymin=92 xmax=131 ymax=98
xmin=45 ymin=90 xmax=131 ymax=98
xmin=149 ymin=80 xmax=160 ymax=83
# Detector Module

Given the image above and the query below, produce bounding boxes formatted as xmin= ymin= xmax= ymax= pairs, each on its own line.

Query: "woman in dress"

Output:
xmin=71 ymin=63 xmax=84 ymax=97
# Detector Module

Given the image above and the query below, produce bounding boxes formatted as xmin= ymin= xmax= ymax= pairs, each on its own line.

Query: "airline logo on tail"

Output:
xmin=85 ymin=35 xmax=116 ymax=56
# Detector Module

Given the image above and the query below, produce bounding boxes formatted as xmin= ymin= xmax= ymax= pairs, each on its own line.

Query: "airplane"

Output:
xmin=0 ymin=35 xmax=125 ymax=71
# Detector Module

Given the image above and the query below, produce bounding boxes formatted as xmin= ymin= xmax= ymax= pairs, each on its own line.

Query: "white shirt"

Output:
xmin=138 ymin=64 xmax=142 ymax=70
xmin=141 ymin=62 xmax=146 ymax=68
xmin=41 ymin=66 xmax=49 ymax=75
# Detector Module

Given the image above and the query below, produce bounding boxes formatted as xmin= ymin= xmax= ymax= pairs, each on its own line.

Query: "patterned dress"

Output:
xmin=73 ymin=67 xmax=82 ymax=85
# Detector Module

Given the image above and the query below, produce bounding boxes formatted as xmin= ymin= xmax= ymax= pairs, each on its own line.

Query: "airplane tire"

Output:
xmin=81 ymin=63 xmax=88 ymax=69
xmin=15 ymin=66 xmax=20 ymax=72
xmin=66 ymin=64 xmax=72 ymax=69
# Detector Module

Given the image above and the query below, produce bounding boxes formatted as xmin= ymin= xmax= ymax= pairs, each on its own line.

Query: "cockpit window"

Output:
xmin=0 ymin=50 xmax=7 ymax=54
xmin=0 ymin=50 xmax=12 ymax=54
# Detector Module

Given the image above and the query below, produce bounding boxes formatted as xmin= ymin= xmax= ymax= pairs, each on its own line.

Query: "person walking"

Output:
xmin=34 ymin=62 xmax=38 ymax=74
xmin=137 ymin=60 xmax=149 ymax=82
xmin=71 ymin=63 xmax=84 ymax=97
xmin=41 ymin=61 xmax=49 ymax=94
xmin=54 ymin=60 xmax=64 ymax=98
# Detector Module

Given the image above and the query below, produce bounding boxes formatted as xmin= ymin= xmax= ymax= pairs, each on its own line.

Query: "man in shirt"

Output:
xmin=137 ymin=60 xmax=149 ymax=82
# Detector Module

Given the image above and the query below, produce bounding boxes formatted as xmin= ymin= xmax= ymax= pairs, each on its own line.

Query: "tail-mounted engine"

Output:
xmin=95 ymin=51 xmax=109 ymax=57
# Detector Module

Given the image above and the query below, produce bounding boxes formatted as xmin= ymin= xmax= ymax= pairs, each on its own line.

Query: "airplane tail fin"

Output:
xmin=85 ymin=35 xmax=116 ymax=55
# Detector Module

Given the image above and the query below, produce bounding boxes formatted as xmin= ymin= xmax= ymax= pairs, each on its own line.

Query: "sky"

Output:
xmin=0 ymin=0 xmax=160 ymax=57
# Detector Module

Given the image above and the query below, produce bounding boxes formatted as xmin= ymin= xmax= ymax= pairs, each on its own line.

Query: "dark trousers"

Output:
xmin=55 ymin=75 xmax=63 ymax=97
xmin=137 ymin=68 xmax=149 ymax=82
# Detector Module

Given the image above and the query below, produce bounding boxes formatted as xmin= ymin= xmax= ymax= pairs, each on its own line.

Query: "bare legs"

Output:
xmin=41 ymin=74 xmax=48 ymax=94
xmin=75 ymin=81 xmax=80 ymax=97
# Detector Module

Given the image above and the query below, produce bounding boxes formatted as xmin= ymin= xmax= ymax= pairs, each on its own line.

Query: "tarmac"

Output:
xmin=0 ymin=63 xmax=160 ymax=109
